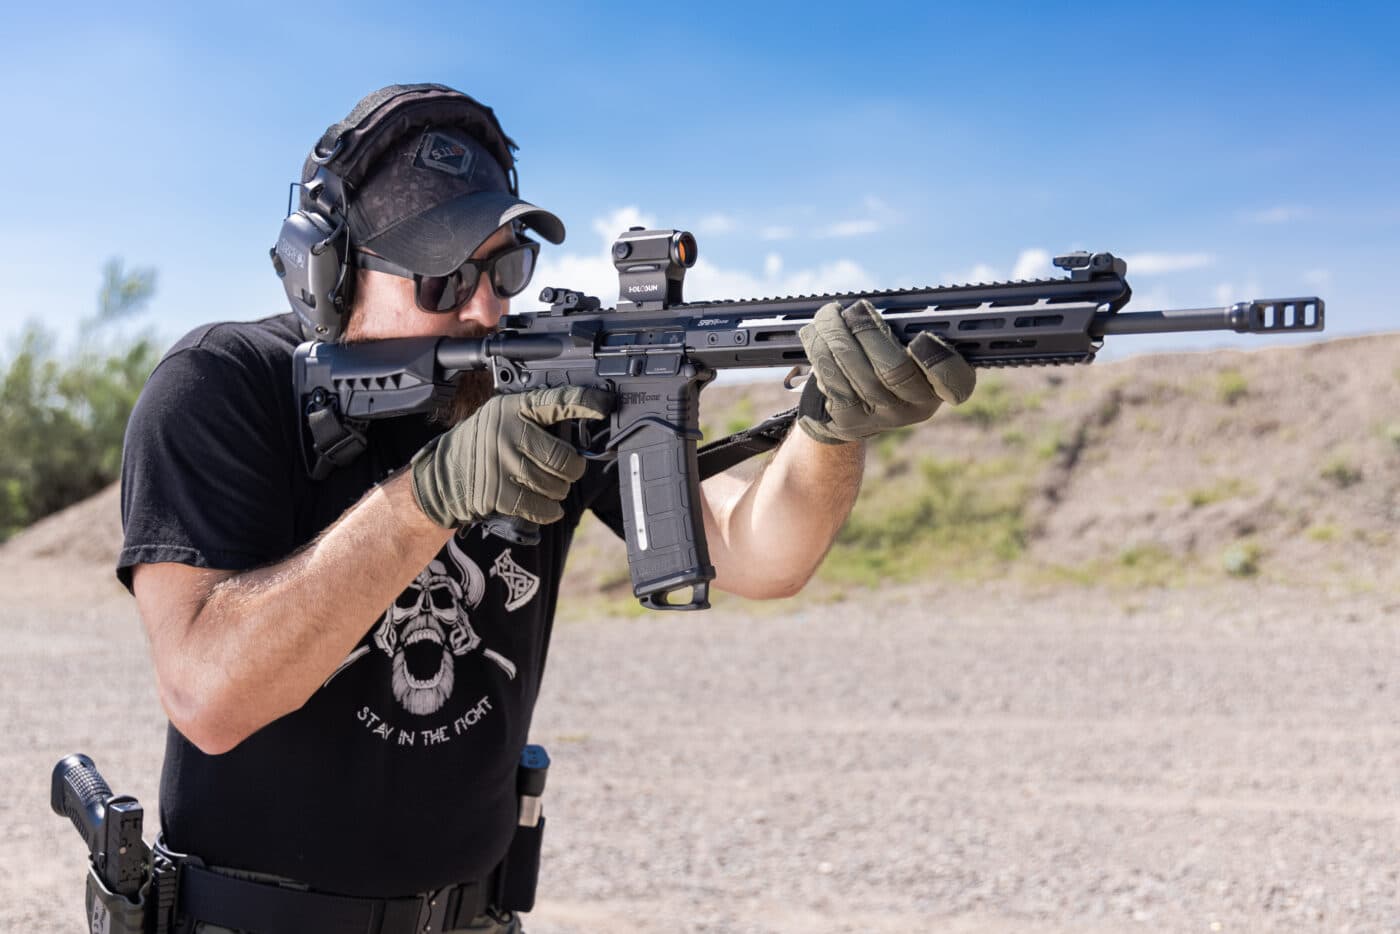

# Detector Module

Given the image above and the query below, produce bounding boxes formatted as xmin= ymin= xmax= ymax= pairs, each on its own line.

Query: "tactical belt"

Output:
xmin=177 ymin=863 xmax=498 ymax=934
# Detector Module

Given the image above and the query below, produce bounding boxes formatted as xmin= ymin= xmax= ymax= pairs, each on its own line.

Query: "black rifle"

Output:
xmin=295 ymin=228 xmax=1324 ymax=611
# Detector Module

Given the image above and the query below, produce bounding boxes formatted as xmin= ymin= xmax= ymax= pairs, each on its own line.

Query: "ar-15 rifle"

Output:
xmin=295 ymin=227 xmax=1324 ymax=611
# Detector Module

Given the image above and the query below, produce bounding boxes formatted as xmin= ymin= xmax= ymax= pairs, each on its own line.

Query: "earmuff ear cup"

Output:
xmin=272 ymin=210 xmax=349 ymax=341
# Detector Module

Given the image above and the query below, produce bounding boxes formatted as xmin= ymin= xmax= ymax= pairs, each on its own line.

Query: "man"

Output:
xmin=118 ymin=84 xmax=974 ymax=933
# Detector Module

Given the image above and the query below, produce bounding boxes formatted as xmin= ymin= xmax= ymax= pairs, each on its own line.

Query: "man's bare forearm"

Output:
xmin=143 ymin=471 xmax=452 ymax=752
xmin=703 ymin=430 xmax=865 ymax=598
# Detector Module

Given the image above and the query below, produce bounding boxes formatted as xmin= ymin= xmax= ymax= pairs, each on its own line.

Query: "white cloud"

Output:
xmin=945 ymin=263 xmax=1001 ymax=285
xmin=524 ymin=209 xmax=876 ymax=311
xmin=1127 ymin=286 xmax=1173 ymax=312
xmin=688 ymin=257 xmax=874 ymax=301
xmin=1211 ymin=279 xmax=1261 ymax=309
xmin=817 ymin=218 xmax=882 ymax=238
xmin=776 ymin=260 xmax=874 ymax=297
xmin=687 ymin=195 xmax=896 ymax=246
xmin=1303 ymin=269 xmax=1331 ymax=287
xmin=934 ymin=248 xmax=1061 ymax=289
xmin=696 ymin=213 xmax=737 ymax=235
xmin=590 ymin=206 xmax=654 ymax=243
xmin=530 ymin=249 xmax=622 ymax=308
xmin=1122 ymin=252 xmax=1215 ymax=275
xmin=1242 ymin=205 xmax=1307 ymax=224
xmin=1011 ymin=248 xmax=1053 ymax=281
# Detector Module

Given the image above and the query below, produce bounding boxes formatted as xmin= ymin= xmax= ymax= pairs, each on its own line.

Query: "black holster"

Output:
xmin=496 ymin=816 xmax=545 ymax=913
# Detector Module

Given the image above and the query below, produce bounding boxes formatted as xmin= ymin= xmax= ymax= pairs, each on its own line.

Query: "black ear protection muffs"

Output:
xmin=270 ymin=84 xmax=521 ymax=341
xmin=271 ymin=165 xmax=351 ymax=340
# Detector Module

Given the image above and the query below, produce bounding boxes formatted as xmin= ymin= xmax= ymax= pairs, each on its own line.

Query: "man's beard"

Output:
xmin=432 ymin=369 xmax=495 ymax=427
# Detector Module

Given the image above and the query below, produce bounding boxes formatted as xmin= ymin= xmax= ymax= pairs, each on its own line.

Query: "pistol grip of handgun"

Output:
xmin=482 ymin=515 xmax=543 ymax=546
xmin=615 ymin=421 xmax=715 ymax=610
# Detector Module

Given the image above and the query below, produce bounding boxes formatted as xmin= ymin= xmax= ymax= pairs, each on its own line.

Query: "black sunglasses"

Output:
xmin=354 ymin=239 xmax=540 ymax=313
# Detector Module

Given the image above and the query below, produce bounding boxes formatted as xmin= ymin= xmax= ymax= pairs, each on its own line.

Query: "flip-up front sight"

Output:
xmin=1053 ymin=251 xmax=1128 ymax=281
xmin=613 ymin=227 xmax=697 ymax=310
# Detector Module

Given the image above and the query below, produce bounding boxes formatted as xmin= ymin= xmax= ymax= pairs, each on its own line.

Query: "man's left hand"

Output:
xmin=797 ymin=298 xmax=976 ymax=445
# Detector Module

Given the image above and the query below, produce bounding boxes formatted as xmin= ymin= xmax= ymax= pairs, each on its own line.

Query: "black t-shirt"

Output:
xmin=118 ymin=312 xmax=622 ymax=896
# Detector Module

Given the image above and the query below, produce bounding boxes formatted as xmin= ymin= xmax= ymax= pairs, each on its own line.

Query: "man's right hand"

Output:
xmin=410 ymin=386 xmax=615 ymax=529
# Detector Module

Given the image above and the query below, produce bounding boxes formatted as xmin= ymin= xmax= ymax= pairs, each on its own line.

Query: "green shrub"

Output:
xmin=952 ymin=377 xmax=1016 ymax=428
xmin=1223 ymin=541 xmax=1262 ymax=577
xmin=1306 ymin=524 xmax=1339 ymax=542
xmin=1134 ymin=414 xmax=1161 ymax=432
xmin=823 ymin=455 xmax=1029 ymax=584
xmin=1119 ymin=543 xmax=1171 ymax=568
xmin=0 ymin=259 xmax=161 ymax=541
xmin=1034 ymin=427 xmax=1067 ymax=461
xmin=1216 ymin=370 xmax=1249 ymax=405
xmin=1186 ymin=477 xmax=1250 ymax=508
xmin=1320 ymin=457 xmax=1363 ymax=489
xmin=873 ymin=425 xmax=914 ymax=466
xmin=722 ymin=396 xmax=757 ymax=437
xmin=1383 ymin=423 xmax=1400 ymax=451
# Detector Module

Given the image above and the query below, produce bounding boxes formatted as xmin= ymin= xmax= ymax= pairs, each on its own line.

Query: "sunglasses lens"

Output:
xmin=412 ymin=241 xmax=537 ymax=312
xmin=416 ymin=268 xmax=481 ymax=313
xmin=491 ymin=243 xmax=537 ymax=298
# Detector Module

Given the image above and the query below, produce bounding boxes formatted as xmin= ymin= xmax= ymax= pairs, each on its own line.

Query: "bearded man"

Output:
xmin=117 ymin=84 xmax=974 ymax=933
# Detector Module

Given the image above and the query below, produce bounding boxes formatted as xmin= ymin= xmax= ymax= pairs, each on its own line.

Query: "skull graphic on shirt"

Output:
xmin=371 ymin=536 xmax=516 ymax=716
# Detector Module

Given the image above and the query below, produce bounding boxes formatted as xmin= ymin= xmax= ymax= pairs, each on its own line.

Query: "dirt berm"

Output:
xmin=2 ymin=333 xmax=1397 ymax=932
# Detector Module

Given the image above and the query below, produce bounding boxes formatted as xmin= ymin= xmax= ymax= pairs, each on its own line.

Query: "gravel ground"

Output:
xmin=4 ymin=563 xmax=1397 ymax=933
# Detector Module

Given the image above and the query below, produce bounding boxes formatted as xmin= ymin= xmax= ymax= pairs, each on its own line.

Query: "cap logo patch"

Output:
xmin=415 ymin=131 xmax=476 ymax=177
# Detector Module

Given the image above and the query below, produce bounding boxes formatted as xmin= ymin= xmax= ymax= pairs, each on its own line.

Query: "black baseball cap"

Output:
xmin=348 ymin=126 xmax=565 ymax=276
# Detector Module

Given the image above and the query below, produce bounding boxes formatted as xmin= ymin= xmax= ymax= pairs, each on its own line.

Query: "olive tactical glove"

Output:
xmin=797 ymin=299 xmax=976 ymax=445
xmin=410 ymin=386 xmax=615 ymax=529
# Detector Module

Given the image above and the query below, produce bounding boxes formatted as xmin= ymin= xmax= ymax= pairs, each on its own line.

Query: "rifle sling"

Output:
xmin=695 ymin=407 xmax=797 ymax=480
xmin=583 ymin=407 xmax=796 ymax=524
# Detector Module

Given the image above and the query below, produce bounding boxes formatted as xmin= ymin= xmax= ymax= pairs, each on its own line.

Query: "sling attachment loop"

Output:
xmin=304 ymin=391 xmax=369 ymax=482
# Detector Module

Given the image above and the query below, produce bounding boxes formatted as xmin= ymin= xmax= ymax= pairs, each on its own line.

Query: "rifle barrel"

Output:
xmin=1097 ymin=298 xmax=1324 ymax=336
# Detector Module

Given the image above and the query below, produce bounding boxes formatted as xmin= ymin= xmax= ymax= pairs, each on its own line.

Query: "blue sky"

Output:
xmin=3 ymin=1 xmax=1396 ymax=361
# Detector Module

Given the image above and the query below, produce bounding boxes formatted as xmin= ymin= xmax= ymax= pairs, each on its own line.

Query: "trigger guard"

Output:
xmin=576 ymin=418 xmax=616 ymax=461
